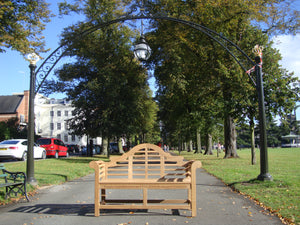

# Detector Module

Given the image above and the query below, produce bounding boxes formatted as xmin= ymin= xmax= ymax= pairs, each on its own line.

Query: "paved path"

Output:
xmin=0 ymin=169 xmax=282 ymax=225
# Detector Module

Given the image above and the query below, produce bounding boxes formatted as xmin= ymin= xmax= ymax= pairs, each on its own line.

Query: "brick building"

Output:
xmin=0 ymin=91 xmax=29 ymax=126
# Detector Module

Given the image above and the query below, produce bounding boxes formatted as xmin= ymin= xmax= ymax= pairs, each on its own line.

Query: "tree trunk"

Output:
xmin=102 ymin=137 xmax=108 ymax=157
xmin=118 ymin=137 xmax=124 ymax=154
xmin=184 ymin=142 xmax=188 ymax=151
xmin=224 ymin=115 xmax=239 ymax=158
xmin=204 ymin=133 xmax=213 ymax=155
xmin=89 ymin=139 xmax=94 ymax=157
xmin=189 ymin=140 xmax=193 ymax=152
xmin=250 ymin=119 xmax=256 ymax=165
xmin=195 ymin=128 xmax=202 ymax=153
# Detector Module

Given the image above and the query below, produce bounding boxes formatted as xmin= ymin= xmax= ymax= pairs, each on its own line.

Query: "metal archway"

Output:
xmin=27 ymin=12 xmax=272 ymax=183
xmin=35 ymin=15 xmax=257 ymax=93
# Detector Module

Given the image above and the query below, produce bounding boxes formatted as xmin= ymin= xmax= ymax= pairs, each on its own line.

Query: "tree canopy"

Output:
xmin=38 ymin=0 xmax=299 ymax=154
xmin=0 ymin=0 xmax=52 ymax=54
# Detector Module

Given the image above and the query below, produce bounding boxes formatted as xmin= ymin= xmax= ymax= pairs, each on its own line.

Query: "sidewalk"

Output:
xmin=0 ymin=169 xmax=283 ymax=225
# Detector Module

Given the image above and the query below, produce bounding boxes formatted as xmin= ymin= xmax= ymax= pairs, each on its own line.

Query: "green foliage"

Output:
xmin=0 ymin=118 xmax=27 ymax=141
xmin=0 ymin=0 xmax=52 ymax=54
xmin=42 ymin=0 xmax=158 ymax=142
xmin=144 ymin=0 xmax=299 ymax=154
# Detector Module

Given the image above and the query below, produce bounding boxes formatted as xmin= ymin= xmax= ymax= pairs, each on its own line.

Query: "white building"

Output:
xmin=35 ymin=94 xmax=102 ymax=147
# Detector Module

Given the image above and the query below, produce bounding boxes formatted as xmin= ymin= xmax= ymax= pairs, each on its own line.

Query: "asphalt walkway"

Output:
xmin=0 ymin=169 xmax=282 ymax=225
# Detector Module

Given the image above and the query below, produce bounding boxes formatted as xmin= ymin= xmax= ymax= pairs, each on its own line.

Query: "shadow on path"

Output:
xmin=9 ymin=204 xmax=183 ymax=217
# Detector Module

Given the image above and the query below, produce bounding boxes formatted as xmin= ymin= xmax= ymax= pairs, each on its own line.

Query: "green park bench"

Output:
xmin=0 ymin=164 xmax=29 ymax=201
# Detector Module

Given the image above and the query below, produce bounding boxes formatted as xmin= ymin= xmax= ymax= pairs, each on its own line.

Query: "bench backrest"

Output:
xmin=0 ymin=164 xmax=8 ymax=180
xmin=93 ymin=143 xmax=194 ymax=181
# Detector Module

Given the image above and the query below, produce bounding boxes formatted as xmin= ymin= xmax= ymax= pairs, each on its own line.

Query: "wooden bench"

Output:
xmin=89 ymin=143 xmax=202 ymax=217
xmin=0 ymin=164 xmax=29 ymax=201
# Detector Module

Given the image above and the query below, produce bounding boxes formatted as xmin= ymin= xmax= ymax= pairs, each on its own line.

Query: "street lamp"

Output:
xmin=134 ymin=19 xmax=151 ymax=61
xmin=26 ymin=53 xmax=40 ymax=185
xmin=252 ymin=45 xmax=273 ymax=181
xmin=134 ymin=35 xmax=151 ymax=61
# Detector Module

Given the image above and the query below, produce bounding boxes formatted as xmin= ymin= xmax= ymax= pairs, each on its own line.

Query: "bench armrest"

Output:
xmin=89 ymin=160 xmax=107 ymax=181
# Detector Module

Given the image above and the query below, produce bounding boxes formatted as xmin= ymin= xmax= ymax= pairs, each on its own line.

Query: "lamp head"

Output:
xmin=134 ymin=35 xmax=151 ymax=61
xmin=27 ymin=53 xmax=40 ymax=65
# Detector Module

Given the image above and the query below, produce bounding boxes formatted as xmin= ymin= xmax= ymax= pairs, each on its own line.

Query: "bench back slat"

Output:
xmin=96 ymin=143 xmax=191 ymax=181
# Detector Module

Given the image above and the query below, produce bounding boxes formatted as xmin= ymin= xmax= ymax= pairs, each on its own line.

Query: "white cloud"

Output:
xmin=273 ymin=34 xmax=300 ymax=79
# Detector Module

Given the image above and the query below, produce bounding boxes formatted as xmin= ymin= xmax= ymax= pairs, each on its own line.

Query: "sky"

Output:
xmin=0 ymin=0 xmax=299 ymax=119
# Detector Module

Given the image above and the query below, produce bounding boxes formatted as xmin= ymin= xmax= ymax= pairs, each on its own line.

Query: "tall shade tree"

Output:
xmin=0 ymin=0 xmax=51 ymax=54
xmin=41 ymin=0 xmax=158 ymax=152
xmin=144 ymin=0 xmax=299 ymax=157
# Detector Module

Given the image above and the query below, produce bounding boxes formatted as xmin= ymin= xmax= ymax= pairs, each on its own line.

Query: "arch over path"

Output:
xmin=35 ymin=15 xmax=257 ymax=93
xmin=28 ymin=13 xmax=271 ymax=182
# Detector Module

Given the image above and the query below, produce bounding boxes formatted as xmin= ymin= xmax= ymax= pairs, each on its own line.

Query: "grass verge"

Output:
xmin=177 ymin=148 xmax=299 ymax=225
xmin=0 ymin=155 xmax=108 ymax=204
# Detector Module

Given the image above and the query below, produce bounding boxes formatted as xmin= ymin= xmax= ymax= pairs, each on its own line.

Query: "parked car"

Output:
xmin=67 ymin=144 xmax=80 ymax=154
xmin=36 ymin=138 xmax=68 ymax=158
xmin=81 ymin=146 xmax=96 ymax=156
xmin=109 ymin=142 xmax=119 ymax=153
xmin=0 ymin=139 xmax=47 ymax=161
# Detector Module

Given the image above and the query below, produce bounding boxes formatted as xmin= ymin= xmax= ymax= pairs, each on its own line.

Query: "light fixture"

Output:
xmin=27 ymin=52 xmax=40 ymax=65
xmin=134 ymin=20 xmax=151 ymax=61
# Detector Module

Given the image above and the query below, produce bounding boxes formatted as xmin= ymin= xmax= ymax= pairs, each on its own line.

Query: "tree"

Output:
xmin=0 ymin=118 xmax=27 ymax=140
xmin=0 ymin=0 xmax=51 ymax=54
xmin=41 ymin=0 xmax=158 ymax=153
xmin=145 ymin=0 xmax=299 ymax=159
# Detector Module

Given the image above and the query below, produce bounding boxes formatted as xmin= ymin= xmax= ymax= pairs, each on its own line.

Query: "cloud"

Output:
xmin=18 ymin=70 xmax=25 ymax=74
xmin=273 ymin=34 xmax=300 ymax=79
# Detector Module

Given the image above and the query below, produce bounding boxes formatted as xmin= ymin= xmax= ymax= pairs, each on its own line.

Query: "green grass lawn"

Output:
xmin=177 ymin=148 xmax=300 ymax=225
xmin=0 ymin=149 xmax=299 ymax=224
xmin=0 ymin=156 xmax=108 ymax=204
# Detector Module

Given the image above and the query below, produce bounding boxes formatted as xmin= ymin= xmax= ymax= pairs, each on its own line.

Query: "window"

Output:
xmin=72 ymin=110 xmax=75 ymax=116
xmin=64 ymin=135 xmax=68 ymax=142
xmin=50 ymin=123 xmax=54 ymax=130
xmin=65 ymin=110 xmax=68 ymax=116
xmin=50 ymin=111 xmax=54 ymax=117
xmin=57 ymin=111 xmax=61 ymax=117
xmin=20 ymin=115 xmax=25 ymax=123
xmin=57 ymin=134 xmax=61 ymax=140
xmin=72 ymin=135 xmax=76 ymax=142
xmin=57 ymin=123 xmax=61 ymax=130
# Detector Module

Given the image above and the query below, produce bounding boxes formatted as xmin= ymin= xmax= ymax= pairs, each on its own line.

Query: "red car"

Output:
xmin=36 ymin=138 xmax=68 ymax=158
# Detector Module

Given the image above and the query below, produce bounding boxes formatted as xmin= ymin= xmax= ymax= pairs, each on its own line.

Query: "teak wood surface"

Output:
xmin=89 ymin=143 xmax=202 ymax=217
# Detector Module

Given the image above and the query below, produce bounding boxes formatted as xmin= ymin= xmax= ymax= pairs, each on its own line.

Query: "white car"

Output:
xmin=0 ymin=139 xmax=47 ymax=161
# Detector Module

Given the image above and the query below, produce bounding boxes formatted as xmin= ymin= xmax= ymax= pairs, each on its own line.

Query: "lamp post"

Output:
xmin=253 ymin=46 xmax=273 ymax=181
xmin=26 ymin=53 xmax=40 ymax=185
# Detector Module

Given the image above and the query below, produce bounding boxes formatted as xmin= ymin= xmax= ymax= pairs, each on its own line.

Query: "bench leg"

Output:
xmin=5 ymin=183 xmax=29 ymax=202
xmin=143 ymin=188 xmax=148 ymax=207
xmin=94 ymin=186 xmax=100 ymax=217
xmin=191 ymin=185 xmax=197 ymax=217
